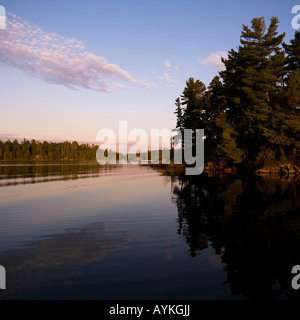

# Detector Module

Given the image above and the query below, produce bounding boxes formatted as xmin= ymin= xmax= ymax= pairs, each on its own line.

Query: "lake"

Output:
xmin=0 ymin=162 xmax=300 ymax=300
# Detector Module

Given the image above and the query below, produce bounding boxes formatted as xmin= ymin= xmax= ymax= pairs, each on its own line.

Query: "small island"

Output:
xmin=1 ymin=17 xmax=299 ymax=177
xmin=172 ymin=17 xmax=300 ymax=176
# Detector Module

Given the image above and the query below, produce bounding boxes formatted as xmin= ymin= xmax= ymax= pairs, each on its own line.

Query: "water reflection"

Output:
xmin=0 ymin=162 xmax=115 ymax=187
xmin=0 ymin=221 xmax=143 ymax=300
xmin=170 ymin=172 xmax=300 ymax=300
xmin=1 ymin=162 xmax=300 ymax=300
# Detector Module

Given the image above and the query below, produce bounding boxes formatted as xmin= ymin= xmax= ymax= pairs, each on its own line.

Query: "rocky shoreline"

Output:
xmin=145 ymin=162 xmax=300 ymax=177
xmin=253 ymin=164 xmax=300 ymax=176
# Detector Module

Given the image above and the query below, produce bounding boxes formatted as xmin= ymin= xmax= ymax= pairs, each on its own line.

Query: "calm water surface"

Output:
xmin=0 ymin=162 xmax=299 ymax=300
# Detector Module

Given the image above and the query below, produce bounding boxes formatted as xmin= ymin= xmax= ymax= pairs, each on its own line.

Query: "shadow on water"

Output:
xmin=167 ymin=170 xmax=300 ymax=300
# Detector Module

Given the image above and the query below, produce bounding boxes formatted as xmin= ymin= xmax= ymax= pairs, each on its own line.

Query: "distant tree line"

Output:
xmin=0 ymin=139 xmax=172 ymax=163
xmin=174 ymin=17 xmax=300 ymax=169
xmin=0 ymin=139 xmax=99 ymax=161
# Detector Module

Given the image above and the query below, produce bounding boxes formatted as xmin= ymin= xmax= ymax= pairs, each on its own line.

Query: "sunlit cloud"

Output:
xmin=112 ymin=82 xmax=125 ymax=90
xmin=162 ymin=72 xmax=177 ymax=87
xmin=161 ymin=60 xmax=177 ymax=87
xmin=163 ymin=72 xmax=176 ymax=86
xmin=0 ymin=13 xmax=150 ymax=92
xmin=164 ymin=60 xmax=171 ymax=69
xmin=201 ymin=51 xmax=228 ymax=70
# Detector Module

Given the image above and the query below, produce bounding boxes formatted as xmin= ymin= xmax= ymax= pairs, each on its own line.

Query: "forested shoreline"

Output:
xmin=174 ymin=17 xmax=300 ymax=174
xmin=0 ymin=139 xmax=99 ymax=161
xmin=1 ymin=17 xmax=300 ymax=175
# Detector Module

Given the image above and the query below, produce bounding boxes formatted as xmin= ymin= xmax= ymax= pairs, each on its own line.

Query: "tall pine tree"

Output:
xmin=220 ymin=16 xmax=288 ymax=166
xmin=174 ymin=17 xmax=300 ymax=170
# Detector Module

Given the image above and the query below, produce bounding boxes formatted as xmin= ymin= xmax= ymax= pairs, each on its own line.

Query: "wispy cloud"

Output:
xmin=163 ymin=72 xmax=175 ymax=86
xmin=201 ymin=51 xmax=228 ymax=70
xmin=164 ymin=60 xmax=171 ymax=69
xmin=161 ymin=60 xmax=177 ymax=87
xmin=112 ymin=82 xmax=125 ymax=90
xmin=0 ymin=13 xmax=150 ymax=92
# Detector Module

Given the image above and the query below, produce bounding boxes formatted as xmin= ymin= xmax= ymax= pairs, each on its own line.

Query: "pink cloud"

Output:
xmin=0 ymin=13 xmax=150 ymax=92
xmin=164 ymin=60 xmax=171 ymax=69
xmin=202 ymin=51 xmax=228 ymax=70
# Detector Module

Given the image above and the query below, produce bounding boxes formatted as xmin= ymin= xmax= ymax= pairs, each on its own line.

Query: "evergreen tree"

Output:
xmin=0 ymin=139 xmax=101 ymax=161
xmin=215 ymin=113 xmax=243 ymax=166
xmin=283 ymin=31 xmax=300 ymax=72
xmin=175 ymin=16 xmax=300 ymax=170
xmin=174 ymin=97 xmax=183 ymax=131
xmin=284 ymin=70 xmax=300 ymax=114
xmin=283 ymin=31 xmax=300 ymax=115
xmin=220 ymin=16 xmax=287 ymax=165
xmin=181 ymin=77 xmax=206 ymax=130
xmin=204 ymin=76 xmax=226 ymax=158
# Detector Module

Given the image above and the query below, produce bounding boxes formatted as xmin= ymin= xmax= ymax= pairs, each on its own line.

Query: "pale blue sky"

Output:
xmin=0 ymin=0 xmax=298 ymax=144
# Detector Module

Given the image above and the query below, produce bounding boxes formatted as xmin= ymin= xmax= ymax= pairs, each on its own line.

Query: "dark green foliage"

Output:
xmin=181 ymin=77 xmax=206 ymax=130
xmin=284 ymin=70 xmax=300 ymax=112
xmin=174 ymin=97 xmax=183 ymax=131
xmin=283 ymin=31 xmax=300 ymax=72
xmin=0 ymin=139 xmax=99 ymax=161
xmin=175 ymin=16 xmax=300 ymax=169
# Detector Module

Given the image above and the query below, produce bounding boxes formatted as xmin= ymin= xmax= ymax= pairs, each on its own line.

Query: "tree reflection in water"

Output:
xmin=0 ymin=222 xmax=143 ymax=300
xmin=0 ymin=162 xmax=116 ymax=187
xmin=170 ymin=172 xmax=300 ymax=300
